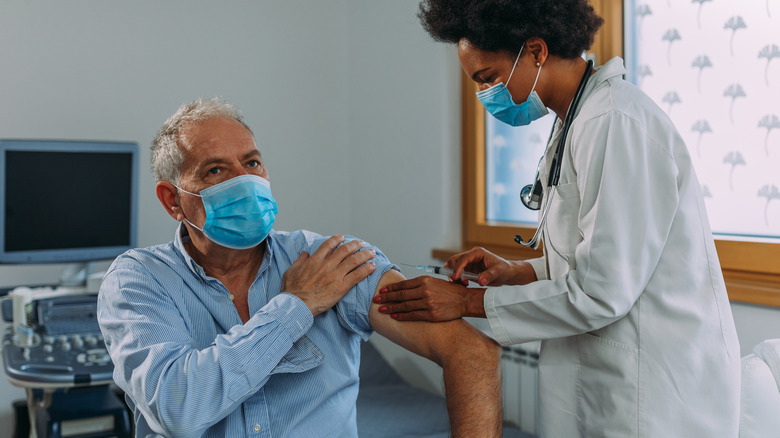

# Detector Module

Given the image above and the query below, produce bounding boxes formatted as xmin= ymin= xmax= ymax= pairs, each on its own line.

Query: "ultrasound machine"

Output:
xmin=1 ymin=139 xmax=138 ymax=438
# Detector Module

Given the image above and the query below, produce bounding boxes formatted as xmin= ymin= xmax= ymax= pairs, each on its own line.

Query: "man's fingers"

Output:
xmin=307 ymin=237 xmax=368 ymax=274
xmin=343 ymin=260 xmax=376 ymax=288
xmin=341 ymin=247 xmax=375 ymax=271
xmin=334 ymin=239 xmax=367 ymax=260
xmin=309 ymin=235 xmax=346 ymax=260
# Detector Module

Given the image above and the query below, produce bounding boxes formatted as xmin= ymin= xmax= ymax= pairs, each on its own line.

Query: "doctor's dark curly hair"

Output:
xmin=418 ymin=0 xmax=604 ymax=59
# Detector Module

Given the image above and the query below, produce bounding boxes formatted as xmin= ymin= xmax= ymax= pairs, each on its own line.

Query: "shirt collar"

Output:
xmin=582 ymin=56 xmax=627 ymax=99
xmin=560 ymin=56 xmax=627 ymax=128
xmin=172 ymin=223 xmax=276 ymax=279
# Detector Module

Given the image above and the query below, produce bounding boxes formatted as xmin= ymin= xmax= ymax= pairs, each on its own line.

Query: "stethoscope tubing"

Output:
xmin=515 ymin=59 xmax=594 ymax=249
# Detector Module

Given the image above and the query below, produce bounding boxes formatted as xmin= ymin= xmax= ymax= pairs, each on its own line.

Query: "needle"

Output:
xmin=400 ymin=263 xmax=481 ymax=281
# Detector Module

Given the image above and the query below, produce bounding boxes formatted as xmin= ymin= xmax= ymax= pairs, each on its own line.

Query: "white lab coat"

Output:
xmin=484 ymin=57 xmax=740 ymax=438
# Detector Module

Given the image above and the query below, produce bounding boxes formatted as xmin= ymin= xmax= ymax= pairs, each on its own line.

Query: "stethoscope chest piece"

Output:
xmin=520 ymin=179 xmax=543 ymax=211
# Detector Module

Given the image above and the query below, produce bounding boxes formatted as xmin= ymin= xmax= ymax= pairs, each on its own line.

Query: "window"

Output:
xmin=438 ymin=0 xmax=780 ymax=307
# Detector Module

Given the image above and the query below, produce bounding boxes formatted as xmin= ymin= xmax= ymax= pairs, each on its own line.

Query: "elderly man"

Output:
xmin=97 ymin=97 xmax=501 ymax=437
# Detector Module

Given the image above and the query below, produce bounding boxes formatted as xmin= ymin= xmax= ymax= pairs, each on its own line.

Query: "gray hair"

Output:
xmin=151 ymin=97 xmax=254 ymax=184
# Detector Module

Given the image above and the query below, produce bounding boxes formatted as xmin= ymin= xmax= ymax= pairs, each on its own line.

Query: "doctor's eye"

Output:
xmin=477 ymin=73 xmax=495 ymax=84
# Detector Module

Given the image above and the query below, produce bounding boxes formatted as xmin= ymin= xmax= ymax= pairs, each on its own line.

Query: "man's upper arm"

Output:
xmin=368 ymin=269 xmax=493 ymax=365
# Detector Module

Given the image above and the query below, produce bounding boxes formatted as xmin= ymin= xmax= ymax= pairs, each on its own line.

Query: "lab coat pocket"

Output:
xmin=546 ymin=182 xmax=581 ymax=257
xmin=578 ymin=332 xmax=639 ymax=437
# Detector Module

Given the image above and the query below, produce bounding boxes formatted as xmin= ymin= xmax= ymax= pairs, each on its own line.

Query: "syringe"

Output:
xmin=402 ymin=264 xmax=481 ymax=281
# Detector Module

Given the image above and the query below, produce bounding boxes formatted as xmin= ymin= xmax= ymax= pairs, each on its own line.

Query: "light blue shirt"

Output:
xmin=97 ymin=225 xmax=397 ymax=438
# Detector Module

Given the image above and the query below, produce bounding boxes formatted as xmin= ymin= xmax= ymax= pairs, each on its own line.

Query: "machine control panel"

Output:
xmin=2 ymin=293 xmax=113 ymax=387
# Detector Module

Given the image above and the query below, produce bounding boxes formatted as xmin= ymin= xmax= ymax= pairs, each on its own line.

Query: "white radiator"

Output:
xmin=501 ymin=341 xmax=540 ymax=435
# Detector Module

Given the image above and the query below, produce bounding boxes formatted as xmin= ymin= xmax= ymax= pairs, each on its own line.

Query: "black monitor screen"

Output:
xmin=0 ymin=140 xmax=138 ymax=263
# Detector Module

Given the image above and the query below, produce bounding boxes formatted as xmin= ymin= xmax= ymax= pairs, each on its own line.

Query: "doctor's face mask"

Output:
xmin=177 ymin=174 xmax=278 ymax=249
xmin=476 ymin=44 xmax=549 ymax=126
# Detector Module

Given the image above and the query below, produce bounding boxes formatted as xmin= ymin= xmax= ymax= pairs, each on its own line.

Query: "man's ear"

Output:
xmin=156 ymin=181 xmax=183 ymax=221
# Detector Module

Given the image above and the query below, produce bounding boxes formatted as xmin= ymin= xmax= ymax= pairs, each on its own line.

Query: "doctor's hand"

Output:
xmin=282 ymin=235 xmax=376 ymax=316
xmin=374 ymin=276 xmax=486 ymax=322
xmin=447 ymin=247 xmax=534 ymax=287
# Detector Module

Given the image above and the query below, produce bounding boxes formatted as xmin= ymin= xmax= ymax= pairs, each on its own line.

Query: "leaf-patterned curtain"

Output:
xmin=626 ymin=0 xmax=780 ymax=238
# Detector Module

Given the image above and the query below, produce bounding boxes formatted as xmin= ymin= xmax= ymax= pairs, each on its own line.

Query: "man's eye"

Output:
xmin=208 ymin=167 xmax=221 ymax=175
xmin=247 ymin=160 xmax=260 ymax=168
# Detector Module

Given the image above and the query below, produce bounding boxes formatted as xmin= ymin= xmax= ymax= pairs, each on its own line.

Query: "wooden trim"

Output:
xmin=716 ymin=240 xmax=780 ymax=275
xmin=461 ymin=69 xmax=480 ymax=247
xmin=723 ymin=269 xmax=780 ymax=307
xmin=589 ymin=0 xmax=624 ymax=65
xmin=452 ymin=0 xmax=780 ymax=308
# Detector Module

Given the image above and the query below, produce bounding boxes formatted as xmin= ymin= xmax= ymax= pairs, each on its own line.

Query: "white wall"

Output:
xmin=0 ymin=0 xmax=458 ymax=433
xmin=0 ymin=1 xmax=779 ymax=435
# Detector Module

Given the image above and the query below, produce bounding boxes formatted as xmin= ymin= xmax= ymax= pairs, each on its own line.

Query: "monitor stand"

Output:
xmin=58 ymin=262 xmax=96 ymax=288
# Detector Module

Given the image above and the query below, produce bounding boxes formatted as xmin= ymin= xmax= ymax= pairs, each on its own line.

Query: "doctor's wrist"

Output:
xmin=510 ymin=260 xmax=538 ymax=285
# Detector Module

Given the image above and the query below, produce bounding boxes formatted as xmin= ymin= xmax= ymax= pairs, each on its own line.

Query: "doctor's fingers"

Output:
xmin=446 ymin=247 xmax=495 ymax=270
xmin=377 ymin=279 xmax=468 ymax=317
xmin=378 ymin=276 xmax=426 ymax=295
xmin=376 ymin=284 xmax=425 ymax=304
xmin=449 ymin=250 xmax=513 ymax=286
xmin=445 ymin=256 xmax=487 ymax=283
xmin=378 ymin=291 xmax=466 ymax=322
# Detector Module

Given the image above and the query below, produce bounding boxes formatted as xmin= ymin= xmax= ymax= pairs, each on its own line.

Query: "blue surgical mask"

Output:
xmin=177 ymin=174 xmax=278 ymax=250
xmin=476 ymin=44 xmax=549 ymax=126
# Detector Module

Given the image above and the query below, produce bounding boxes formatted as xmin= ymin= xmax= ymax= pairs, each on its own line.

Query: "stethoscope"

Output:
xmin=514 ymin=59 xmax=594 ymax=249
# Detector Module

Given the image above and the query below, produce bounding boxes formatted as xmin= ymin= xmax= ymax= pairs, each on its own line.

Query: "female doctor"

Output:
xmin=377 ymin=1 xmax=741 ymax=436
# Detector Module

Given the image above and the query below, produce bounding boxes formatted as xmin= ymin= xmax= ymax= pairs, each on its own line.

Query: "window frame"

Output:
xmin=437 ymin=0 xmax=780 ymax=307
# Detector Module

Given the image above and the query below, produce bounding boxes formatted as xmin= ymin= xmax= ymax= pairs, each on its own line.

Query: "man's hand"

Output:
xmin=282 ymin=235 xmax=376 ymax=316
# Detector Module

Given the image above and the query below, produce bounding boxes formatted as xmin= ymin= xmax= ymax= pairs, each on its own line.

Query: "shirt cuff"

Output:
xmin=265 ymin=293 xmax=314 ymax=342
xmin=483 ymin=288 xmax=513 ymax=346
xmin=527 ymin=256 xmax=548 ymax=281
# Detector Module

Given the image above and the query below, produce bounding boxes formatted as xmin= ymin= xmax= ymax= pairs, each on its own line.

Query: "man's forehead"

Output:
xmin=179 ymin=117 xmax=254 ymax=147
xmin=177 ymin=117 xmax=261 ymax=168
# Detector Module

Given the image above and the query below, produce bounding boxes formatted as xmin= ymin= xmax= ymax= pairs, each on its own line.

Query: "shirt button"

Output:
xmin=254 ymin=424 xmax=262 ymax=432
